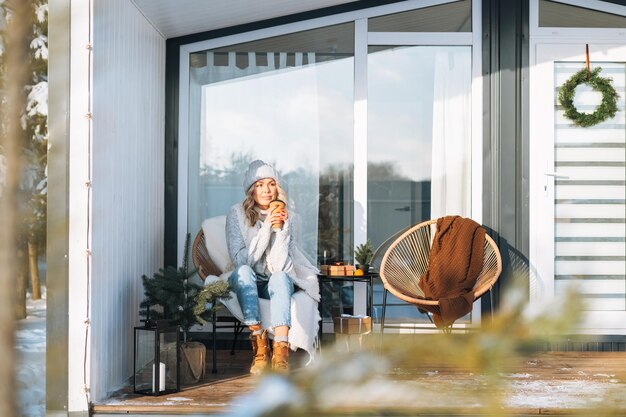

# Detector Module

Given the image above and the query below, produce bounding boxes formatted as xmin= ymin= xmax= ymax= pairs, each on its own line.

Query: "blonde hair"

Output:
xmin=243 ymin=182 xmax=287 ymax=227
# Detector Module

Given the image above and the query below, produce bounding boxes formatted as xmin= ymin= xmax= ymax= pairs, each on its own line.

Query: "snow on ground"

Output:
xmin=15 ymin=288 xmax=46 ymax=417
xmin=505 ymin=379 xmax=621 ymax=409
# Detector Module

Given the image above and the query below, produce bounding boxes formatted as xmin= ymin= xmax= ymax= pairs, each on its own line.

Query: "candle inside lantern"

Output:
xmin=152 ymin=362 xmax=166 ymax=392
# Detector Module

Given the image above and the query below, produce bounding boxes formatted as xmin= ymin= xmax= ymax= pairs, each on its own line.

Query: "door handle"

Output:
xmin=395 ymin=206 xmax=410 ymax=212
xmin=543 ymin=171 xmax=569 ymax=192
xmin=544 ymin=172 xmax=569 ymax=178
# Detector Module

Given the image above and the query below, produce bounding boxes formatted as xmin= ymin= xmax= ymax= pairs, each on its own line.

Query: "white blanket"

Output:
xmin=201 ymin=216 xmax=320 ymax=362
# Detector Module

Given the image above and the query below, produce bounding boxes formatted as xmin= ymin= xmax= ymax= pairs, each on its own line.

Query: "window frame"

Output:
xmin=176 ymin=0 xmax=484 ymax=329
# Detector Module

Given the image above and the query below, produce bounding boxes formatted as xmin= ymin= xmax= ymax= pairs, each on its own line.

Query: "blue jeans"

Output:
xmin=228 ymin=265 xmax=294 ymax=329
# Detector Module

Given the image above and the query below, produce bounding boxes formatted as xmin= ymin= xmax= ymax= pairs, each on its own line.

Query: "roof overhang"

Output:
xmin=131 ymin=0 xmax=359 ymax=38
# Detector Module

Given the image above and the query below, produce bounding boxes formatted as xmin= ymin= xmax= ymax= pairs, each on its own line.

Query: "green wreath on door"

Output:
xmin=558 ymin=67 xmax=619 ymax=128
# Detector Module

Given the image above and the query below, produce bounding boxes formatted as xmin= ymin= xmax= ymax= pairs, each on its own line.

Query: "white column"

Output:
xmin=68 ymin=0 xmax=92 ymax=413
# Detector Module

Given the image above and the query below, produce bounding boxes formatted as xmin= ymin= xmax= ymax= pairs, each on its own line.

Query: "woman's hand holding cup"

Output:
xmin=269 ymin=199 xmax=287 ymax=232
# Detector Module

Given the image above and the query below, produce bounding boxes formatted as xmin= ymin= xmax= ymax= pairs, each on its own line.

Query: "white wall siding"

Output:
xmin=68 ymin=0 xmax=91 ymax=411
xmin=91 ymin=0 xmax=165 ymax=401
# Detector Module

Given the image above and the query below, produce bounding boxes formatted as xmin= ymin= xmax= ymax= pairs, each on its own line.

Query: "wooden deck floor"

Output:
xmin=94 ymin=348 xmax=626 ymax=416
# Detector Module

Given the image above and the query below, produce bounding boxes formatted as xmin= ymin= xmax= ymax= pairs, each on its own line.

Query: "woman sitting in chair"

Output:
xmin=225 ymin=160 xmax=319 ymax=374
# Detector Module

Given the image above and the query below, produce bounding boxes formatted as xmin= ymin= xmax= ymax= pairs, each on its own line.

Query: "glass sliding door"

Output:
xmin=367 ymin=45 xmax=472 ymax=325
xmin=180 ymin=2 xmax=480 ymax=332
xmin=187 ymin=23 xmax=355 ymax=263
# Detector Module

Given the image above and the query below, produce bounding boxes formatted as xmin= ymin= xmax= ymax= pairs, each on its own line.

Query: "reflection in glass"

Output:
xmin=368 ymin=45 xmax=472 ymax=324
xmin=539 ymin=0 xmax=626 ymax=28
xmin=368 ymin=45 xmax=471 ymax=247
xmin=188 ymin=23 xmax=355 ymax=263
xmin=368 ymin=0 xmax=471 ymax=32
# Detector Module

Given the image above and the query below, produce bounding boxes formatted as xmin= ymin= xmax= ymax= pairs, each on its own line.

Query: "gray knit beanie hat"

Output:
xmin=242 ymin=160 xmax=281 ymax=192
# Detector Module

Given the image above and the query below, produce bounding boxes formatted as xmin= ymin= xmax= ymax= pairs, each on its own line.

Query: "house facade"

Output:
xmin=48 ymin=0 xmax=625 ymax=415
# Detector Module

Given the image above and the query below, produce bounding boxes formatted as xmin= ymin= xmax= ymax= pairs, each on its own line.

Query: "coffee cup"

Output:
xmin=269 ymin=199 xmax=286 ymax=232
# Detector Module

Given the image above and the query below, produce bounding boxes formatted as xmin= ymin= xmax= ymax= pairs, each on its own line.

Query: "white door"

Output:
xmin=530 ymin=43 xmax=626 ymax=334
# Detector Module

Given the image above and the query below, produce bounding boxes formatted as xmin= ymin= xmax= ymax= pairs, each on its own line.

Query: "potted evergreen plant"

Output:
xmin=355 ymin=239 xmax=373 ymax=273
xmin=139 ymin=233 xmax=230 ymax=385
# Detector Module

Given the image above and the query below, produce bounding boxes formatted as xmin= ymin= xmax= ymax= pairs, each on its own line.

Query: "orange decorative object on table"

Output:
xmin=269 ymin=199 xmax=285 ymax=232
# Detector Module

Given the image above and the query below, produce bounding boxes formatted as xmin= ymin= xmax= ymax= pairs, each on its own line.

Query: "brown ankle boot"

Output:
xmin=249 ymin=330 xmax=270 ymax=374
xmin=271 ymin=341 xmax=290 ymax=373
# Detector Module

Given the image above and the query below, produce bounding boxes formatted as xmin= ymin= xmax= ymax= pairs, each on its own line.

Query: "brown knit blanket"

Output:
xmin=418 ymin=216 xmax=485 ymax=328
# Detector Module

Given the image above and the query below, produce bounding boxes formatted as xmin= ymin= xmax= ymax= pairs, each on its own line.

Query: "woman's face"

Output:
xmin=252 ymin=178 xmax=278 ymax=209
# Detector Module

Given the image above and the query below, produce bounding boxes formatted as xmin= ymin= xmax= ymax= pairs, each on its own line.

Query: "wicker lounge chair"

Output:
xmin=378 ymin=219 xmax=502 ymax=333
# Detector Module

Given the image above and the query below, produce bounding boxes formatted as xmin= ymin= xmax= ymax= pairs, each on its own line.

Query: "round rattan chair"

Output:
xmin=379 ymin=219 xmax=502 ymax=333
xmin=192 ymin=229 xmax=222 ymax=280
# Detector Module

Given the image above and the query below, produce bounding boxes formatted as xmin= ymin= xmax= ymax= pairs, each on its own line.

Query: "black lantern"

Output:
xmin=133 ymin=319 xmax=180 ymax=395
